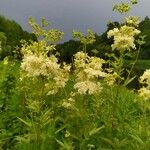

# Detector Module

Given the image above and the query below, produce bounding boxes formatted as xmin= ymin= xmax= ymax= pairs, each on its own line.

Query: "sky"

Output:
xmin=0 ymin=0 xmax=149 ymax=41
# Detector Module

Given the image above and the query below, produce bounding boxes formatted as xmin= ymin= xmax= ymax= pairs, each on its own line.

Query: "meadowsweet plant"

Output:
xmin=107 ymin=25 xmax=140 ymax=51
xmin=138 ymin=69 xmax=150 ymax=111
xmin=21 ymin=41 xmax=70 ymax=95
xmin=106 ymin=0 xmax=145 ymax=87
xmin=125 ymin=16 xmax=140 ymax=27
xmin=21 ymin=17 xmax=70 ymax=95
xmin=72 ymin=30 xmax=106 ymax=95
xmin=103 ymin=0 xmax=145 ymax=140
xmin=113 ymin=0 xmax=137 ymax=14
xmin=54 ymin=30 xmax=107 ymax=149
xmin=101 ymin=1 xmax=150 ymax=149
xmin=17 ymin=18 xmax=71 ymax=149
xmin=107 ymin=24 xmax=141 ymax=86
xmin=73 ymin=51 xmax=106 ymax=95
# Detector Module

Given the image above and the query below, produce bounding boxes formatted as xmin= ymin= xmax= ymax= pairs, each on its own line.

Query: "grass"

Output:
xmin=0 ymin=60 xmax=150 ymax=149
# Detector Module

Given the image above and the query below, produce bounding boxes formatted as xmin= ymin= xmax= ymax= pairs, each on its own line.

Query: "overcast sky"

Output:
xmin=0 ymin=0 xmax=149 ymax=41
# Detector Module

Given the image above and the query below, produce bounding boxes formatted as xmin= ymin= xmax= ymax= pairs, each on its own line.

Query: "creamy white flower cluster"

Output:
xmin=21 ymin=41 xmax=56 ymax=56
xmin=73 ymin=51 xmax=106 ymax=95
xmin=113 ymin=2 xmax=131 ymax=14
xmin=107 ymin=25 xmax=140 ymax=51
xmin=62 ymin=97 xmax=75 ymax=109
xmin=21 ymin=54 xmax=59 ymax=77
xmin=125 ymin=16 xmax=140 ymax=27
xmin=113 ymin=0 xmax=138 ymax=14
xmin=21 ymin=41 xmax=70 ymax=95
xmin=105 ymin=69 xmax=118 ymax=86
xmin=138 ymin=69 xmax=150 ymax=100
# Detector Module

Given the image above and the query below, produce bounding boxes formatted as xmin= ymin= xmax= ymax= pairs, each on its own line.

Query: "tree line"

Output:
xmin=0 ymin=15 xmax=150 ymax=61
xmin=0 ymin=15 xmax=37 ymax=59
xmin=57 ymin=16 xmax=150 ymax=63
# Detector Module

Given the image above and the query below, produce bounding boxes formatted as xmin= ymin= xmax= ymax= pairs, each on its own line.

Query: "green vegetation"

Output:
xmin=0 ymin=60 xmax=145 ymax=150
xmin=1 ymin=0 xmax=150 ymax=149
xmin=56 ymin=17 xmax=150 ymax=63
xmin=0 ymin=15 xmax=37 ymax=59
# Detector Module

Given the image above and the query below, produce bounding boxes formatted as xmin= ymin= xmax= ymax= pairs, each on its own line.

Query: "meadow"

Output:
xmin=0 ymin=58 xmax=149 ymax=150
xmin=1 ymin=0 xmax=150 ymax=150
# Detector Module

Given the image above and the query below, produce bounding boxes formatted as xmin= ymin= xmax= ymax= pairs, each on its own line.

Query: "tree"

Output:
xmin=0 ymin=15 xmax=37 ymax=59
xmin=139 ymin=16 xmax=150 ymax=59
xmin=0 ymin=32 xmax=7 ymax=58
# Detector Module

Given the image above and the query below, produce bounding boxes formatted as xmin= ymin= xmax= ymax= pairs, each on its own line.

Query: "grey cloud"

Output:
xmin=0 ymin=0 xmax=149 ymax=41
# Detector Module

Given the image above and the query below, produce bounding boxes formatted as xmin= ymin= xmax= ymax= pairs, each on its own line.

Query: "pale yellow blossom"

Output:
xmin=139 ymin=69 xmax=150 ymax=87
xmin=107 ymin=25 xmax=140 ymax=51
xmin=21 ymin=42 xmax=70 ymax=95
xmin=138 ymin=69 xmax=150 ymax=100
xmin=73 ymin=51 xmax=106 ymax=95
xmin=74 ymin=81 xmax=102 ymax=95
xmin=138 ymin=87 xmax=150 ymax=100
xmin=125 ymin=16 xmax=140 ymax=27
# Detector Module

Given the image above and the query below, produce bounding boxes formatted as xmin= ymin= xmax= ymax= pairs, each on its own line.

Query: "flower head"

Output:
xmin=107 ymin=25 xmax=140 ymax=51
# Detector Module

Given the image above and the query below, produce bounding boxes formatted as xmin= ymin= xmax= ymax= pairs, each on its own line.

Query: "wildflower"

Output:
xmin=65 ymin=130 xmax=71 ymax=138
xmin=105 ymin=71 xmax=118 ymax=85
xmin=138 ymin=69 xmax=150 ymax=100
xmin=61 ymin=98 xmax=75 ymax=109
xmin=3 ymin=57 xmax=9 ymax=65
xmin=68 ymin=97 xmax=75 ymax=102
xmin=107 ymin=28 xmax=119 ymax=39
xmin=21 ymin=43 xmax=70 ymax=95
xmin=112 ymin=35 xmax=135 ymax=50
xmin=113 ymin=2 xmax=131 ymax=14
xmin=138 ymin=87 xmax=150 ymax=100
xmin=125 ymin=16 xmax=140 ymax=27
xmin=62 ymin=101 xmax=72 ymax=108
xmin=107 ymin=25 xmax=140 ymax=51
xmin=139 ymin=69 xmax=150 ymax=87
xmin=74 ymin=52 xmax=106 ymax=95
xmin=21 ymin=54 xmax=45 ymax=77
xmin=74 ymin=81 xmax=102 ymax=95
xmin=21 ymin=54 xmax=60 ymax=77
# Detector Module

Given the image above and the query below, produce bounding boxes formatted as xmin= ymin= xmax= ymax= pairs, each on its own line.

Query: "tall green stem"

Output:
xmin=124 ymin=45 xmax=141 ymax=86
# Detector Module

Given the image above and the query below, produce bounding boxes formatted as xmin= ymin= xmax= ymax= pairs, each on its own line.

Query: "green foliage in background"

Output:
xmin=0 ymin=15 xmax=37 ymax=59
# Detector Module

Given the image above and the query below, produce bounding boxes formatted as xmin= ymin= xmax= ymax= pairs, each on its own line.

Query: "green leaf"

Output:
xmin=130 ymin=134 xmax=144 ymax=145
xmin=123 ymin=75 xmax=136 ymax=86
xmin=89 ymin=125 xmax=105 ymax=136
xmin=55 ymin=139 xmax=66 ymax=148
xmin=101 ymin=137 xmax=115 ymax=147
xmin=17 ymin=117 xmax=32 ymax=127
